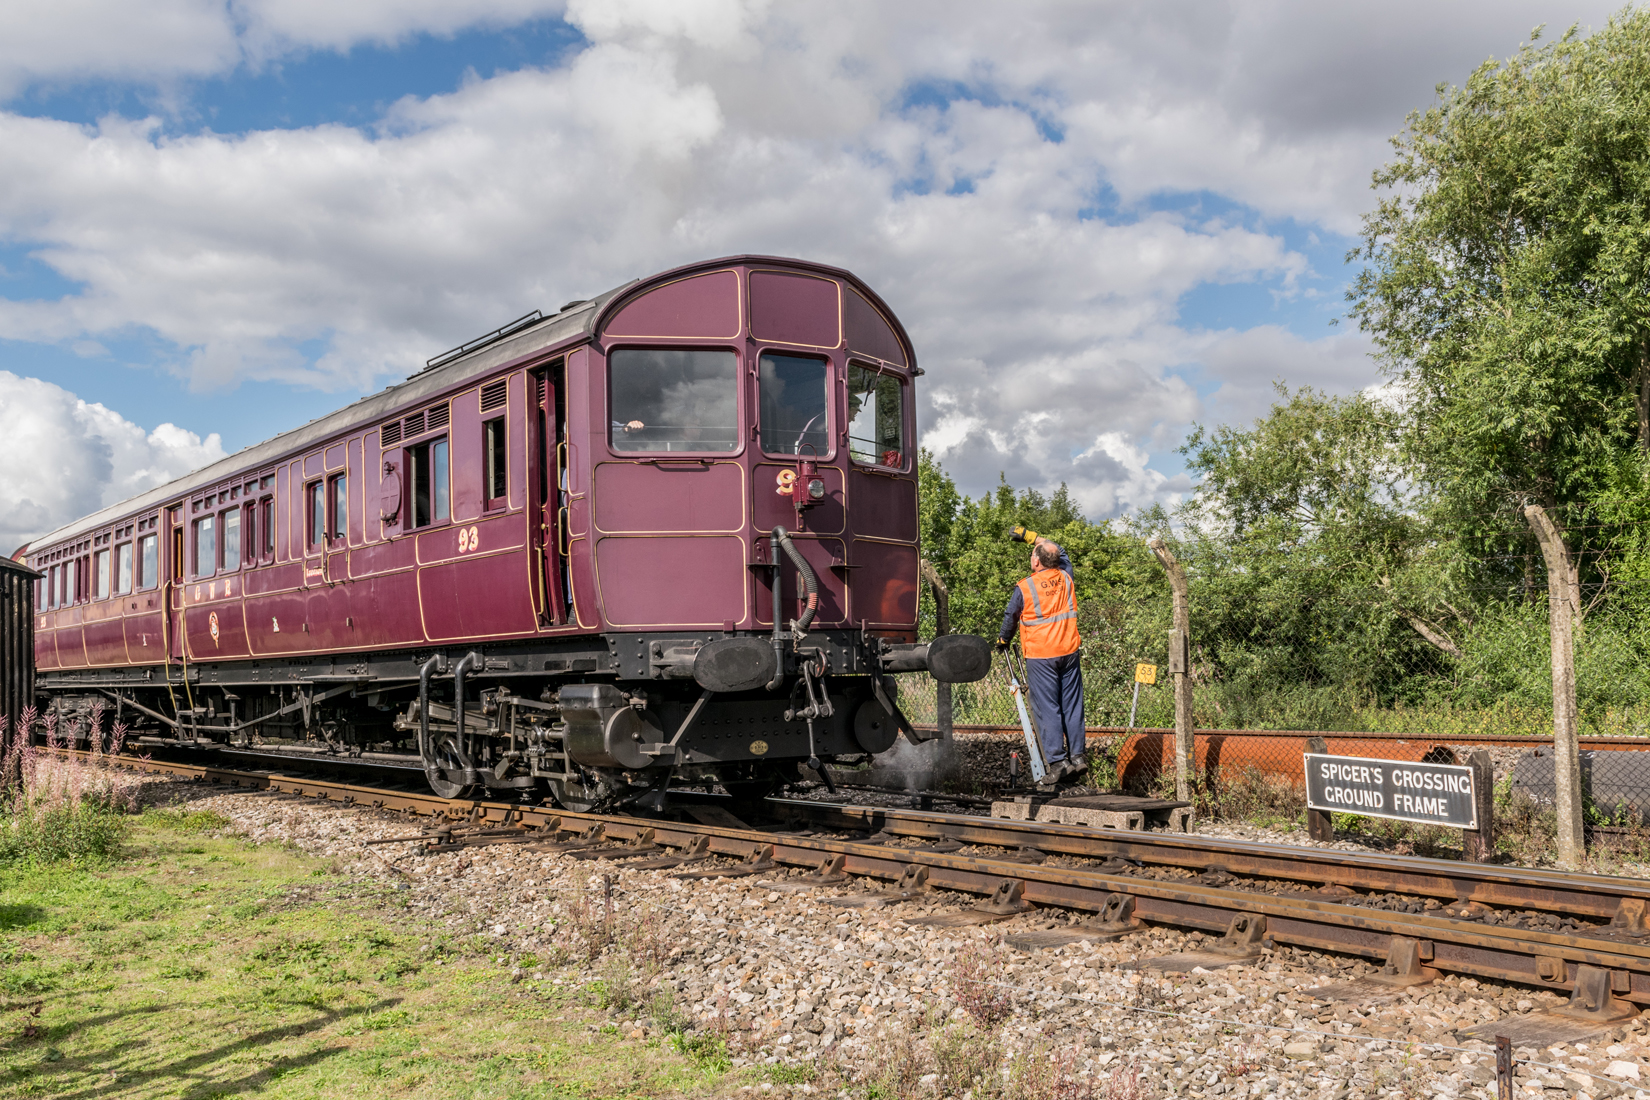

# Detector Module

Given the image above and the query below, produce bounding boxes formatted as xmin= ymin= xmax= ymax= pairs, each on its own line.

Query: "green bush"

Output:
xmin=0 ymin=802 xmax=127 ymax=865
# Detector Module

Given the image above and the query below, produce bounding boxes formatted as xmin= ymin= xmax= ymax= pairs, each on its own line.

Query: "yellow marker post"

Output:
xmin=1127 ymin=663 xmax=1157 ymax=730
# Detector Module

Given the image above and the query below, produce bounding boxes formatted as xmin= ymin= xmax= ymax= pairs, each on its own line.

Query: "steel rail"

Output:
xmin=766 ymin=799 xmax=1650 ymax=921
xmin=86 ymin=750 xmax=1650 ymax=1006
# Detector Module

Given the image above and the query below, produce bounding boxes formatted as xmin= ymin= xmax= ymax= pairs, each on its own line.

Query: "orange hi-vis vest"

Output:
xmin=1016 ymin=568 xmax=1081 ymax=659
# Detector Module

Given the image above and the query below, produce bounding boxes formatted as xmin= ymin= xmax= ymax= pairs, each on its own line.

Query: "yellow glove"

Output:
xmin=1010 ymin=525 xmax=1039 ymax=545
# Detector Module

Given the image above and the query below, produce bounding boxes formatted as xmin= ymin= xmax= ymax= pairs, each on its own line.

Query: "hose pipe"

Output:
xmin=772 ymin=525 xmax=819 ymax=632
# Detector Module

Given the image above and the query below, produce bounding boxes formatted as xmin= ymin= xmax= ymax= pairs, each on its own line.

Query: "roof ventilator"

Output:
xmin=423 ymin=310 xmax=545 ymax=373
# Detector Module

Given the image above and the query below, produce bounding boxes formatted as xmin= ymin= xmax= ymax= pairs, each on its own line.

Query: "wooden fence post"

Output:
xmin=1148 ymin=538 xmax=1194 ymax=805
xmin=1304 ymin=735 xmax=1334 ymax=842
xmin=1524 ymin=504 xmax=1584 ymax=869
xmin=1463 ymin=749 xmax=1496 ymax=863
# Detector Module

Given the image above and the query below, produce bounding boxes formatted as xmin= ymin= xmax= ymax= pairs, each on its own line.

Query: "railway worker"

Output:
xmin=996 ymin=526 xmax=1086 ymax=786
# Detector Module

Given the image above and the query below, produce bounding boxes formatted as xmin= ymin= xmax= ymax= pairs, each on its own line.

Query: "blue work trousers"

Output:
xmin=1026 ymin=652 xmax=1085 ymax=766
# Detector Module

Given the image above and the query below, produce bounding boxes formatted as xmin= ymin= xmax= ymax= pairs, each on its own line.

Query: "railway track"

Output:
xmin=88 ymin=750 xmax=1650 ymax=1043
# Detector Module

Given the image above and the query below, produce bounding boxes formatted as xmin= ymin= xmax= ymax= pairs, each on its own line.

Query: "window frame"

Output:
xmin=115 ymin=542 xmax=133 ymax=595
xmin=406 ymin=436 xmax=451 ymax=530
xmin=845 ymin=361 xmax=911 ymax=472
xmin=137 ymin=533 xmax=159 ymax=590
xmin=307 ymin=480 xmax=326 ymax=551
xmin=756 ymin=349 xmax=834 ymax=460
xmin=483 ymin=416 xmax=508 ymax=509
xmin=223 ymin=505 xmax=244 ymax=571
xmin=605 ymin=345 xmax=744 ymax=457
xmin=328 ymin=473 xmax=348 ymax=544
xmin=192 ymin=515 xmax=217 ymax=578
xmin=258 ymin=495 xmax=275 ymax=561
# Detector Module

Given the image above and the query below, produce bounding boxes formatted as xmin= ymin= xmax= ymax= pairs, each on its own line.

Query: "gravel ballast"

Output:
xmin=139 ymin=776 xmax=1650 ymax=1099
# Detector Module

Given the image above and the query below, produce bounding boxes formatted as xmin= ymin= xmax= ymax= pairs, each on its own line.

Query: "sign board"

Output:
xmin=1304 ymin=753 xmax=1478 ymax=829
xmin=1134 ymin=663 xmax=1157 ymax=685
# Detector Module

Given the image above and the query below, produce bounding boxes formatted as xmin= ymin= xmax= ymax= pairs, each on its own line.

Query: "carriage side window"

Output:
xmin=94 ymin=548 xmax=110 ymax=599
xmin=483 ymin=418 xmax=507 ymax=506
xmin=759 ymin=353 xmax=829 ymax=456
xmin=609 ymin=349 xmax=738 ymax=453
xmin=138 ymin=534 xmax=158 ymax=589
xmin=115 ymin=542 xmax=133 ymax=594
xmin=847 ymin=364 xmax=907 ymax=469
xmin=47 ymin=565 xmax=57 ymax=609
xmin=193 ymin=515 xmax=217 ymax=577
xmin=222 ymin=506 xmax=241 ymax=570
xmin=307 ymin=481 xmax=325 ymax=549
xmin=259 ymin=497 xmax=274 ymax=559
xmin=408 ymin=438 xmax=450 ymax=528
xmin=329 ymin=474 xmax=347 ymax=542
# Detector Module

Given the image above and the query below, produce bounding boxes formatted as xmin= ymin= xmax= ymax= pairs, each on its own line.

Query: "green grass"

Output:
xmin=0 ymin=810 xmax=731 ymax=1098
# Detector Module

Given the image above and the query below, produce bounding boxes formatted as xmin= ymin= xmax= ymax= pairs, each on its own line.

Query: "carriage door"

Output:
xmin=165 ymin=505 xmax=186 ymax=661
xmin=532 ymin=360 xmax=569 ymax=625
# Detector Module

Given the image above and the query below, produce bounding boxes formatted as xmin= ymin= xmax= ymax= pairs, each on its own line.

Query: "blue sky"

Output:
xmin=0 ymin=0 xmax=1616 ymax=547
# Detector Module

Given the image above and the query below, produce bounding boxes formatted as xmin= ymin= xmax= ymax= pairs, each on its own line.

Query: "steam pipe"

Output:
xmin=453 ymin=651 xmax=481 ymax=758
xmin=418 ymin=654 xmax=446 ymax=781
xmin=767 ymin=551 xmax=785 ymax=691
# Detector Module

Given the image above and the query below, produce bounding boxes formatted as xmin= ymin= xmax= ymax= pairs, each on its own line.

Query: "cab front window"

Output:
xmin=609 ymin=349 xmax=738 ymax=453
xmin=759 ymin=353 xmax=829 ymax=456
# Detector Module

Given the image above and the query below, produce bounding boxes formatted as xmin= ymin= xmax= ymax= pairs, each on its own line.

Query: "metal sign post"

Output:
xmin=1127 ymin=663 xmax=1156 ymax=731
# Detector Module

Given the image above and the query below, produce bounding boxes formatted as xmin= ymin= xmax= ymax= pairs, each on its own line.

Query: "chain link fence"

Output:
xmin=897 ymin=554 xmax=1650 ymax=867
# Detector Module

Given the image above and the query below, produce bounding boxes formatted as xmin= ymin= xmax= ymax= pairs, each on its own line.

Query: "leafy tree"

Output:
xmin=1348 ymin=11 xmax=1650 ymax=608
xmin=1178 ymin=386 xmax=1446 ymax=723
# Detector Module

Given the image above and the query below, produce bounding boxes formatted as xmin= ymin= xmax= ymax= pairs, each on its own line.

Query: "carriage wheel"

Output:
xmin=546 ymin=775 xmax=604 ymax=813
xmin=422 ymin=733 xmax=478 ymax=800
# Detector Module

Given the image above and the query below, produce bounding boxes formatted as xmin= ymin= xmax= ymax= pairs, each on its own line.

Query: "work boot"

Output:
xmin=1036 ymin=762 xmax=1066 ymax=790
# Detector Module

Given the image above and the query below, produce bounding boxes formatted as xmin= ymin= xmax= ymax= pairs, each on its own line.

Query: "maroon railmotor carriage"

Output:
xmin=23 ymin=256 xmax=990 ymax=809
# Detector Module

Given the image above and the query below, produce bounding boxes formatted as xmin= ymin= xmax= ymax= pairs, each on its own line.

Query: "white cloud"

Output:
xmin=0 ymin=371 xmax=227 ymax=553
xmin=0 ymin=0 xmax=1626 ymax=530
xmin=0 ymin=0 xmax=575 ymax=100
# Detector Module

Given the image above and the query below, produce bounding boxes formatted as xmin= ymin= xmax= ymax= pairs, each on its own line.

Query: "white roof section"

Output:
xmin=31 ymin=281 xmax=634 ymax=552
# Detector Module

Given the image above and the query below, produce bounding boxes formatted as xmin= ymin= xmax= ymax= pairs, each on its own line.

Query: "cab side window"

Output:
xmin=847 ymin=364 xmax=907 ymax=469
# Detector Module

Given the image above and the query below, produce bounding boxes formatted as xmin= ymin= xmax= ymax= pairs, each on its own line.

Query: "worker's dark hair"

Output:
xmin=1034 ymin=540 xmax=1061 ymax=568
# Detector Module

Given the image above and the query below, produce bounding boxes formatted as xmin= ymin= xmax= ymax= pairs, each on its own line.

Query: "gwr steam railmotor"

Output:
xmin=22 ymin=257 xmax=990 ymax=809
